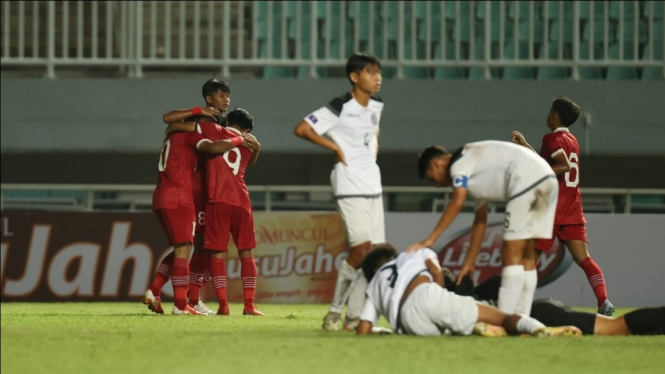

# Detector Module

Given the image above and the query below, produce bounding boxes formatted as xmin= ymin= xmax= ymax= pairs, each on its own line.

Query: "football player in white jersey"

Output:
xmin=357 ymin=244 xmax=581 ymax=337
xmin=294 ymin=53 xmax=385 ymax=331
xmin=408 ymin=141 xmax=558 ymax=317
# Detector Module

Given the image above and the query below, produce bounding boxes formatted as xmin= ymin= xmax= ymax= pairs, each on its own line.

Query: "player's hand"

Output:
xmin=456 ymin=263 xmax=475 ymax=285
xmin=333 ymin=147 xmax=347 ymax=165
xmin=511 ymin=131 xmax=527 ymax=146
xmin=200 ymin=107 xmax=222 ymax=122
xmin=243 ymin=133 xmax=261 ymax=152
xmin=406 ymin=238 xmax=435 ymax=252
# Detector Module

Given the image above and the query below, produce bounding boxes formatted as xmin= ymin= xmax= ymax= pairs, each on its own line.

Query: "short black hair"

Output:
xmin=551 ymin=95 xmax=580 ymax=127
xmin=202 ymin=78 xmax=230 ymax=99
xmin=417 ymin=145 xmax=449 ymax=179
xmin=346 ymin=52 xmax=381 ymax=86
xmin=362 ymin=243 xmax=398 ymax=281
xmin=226 ymin=108 xmax=254 ymax=133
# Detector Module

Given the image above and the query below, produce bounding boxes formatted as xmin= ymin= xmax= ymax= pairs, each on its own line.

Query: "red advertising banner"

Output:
xmin=1 ymin=210 xmax=347 ymax=303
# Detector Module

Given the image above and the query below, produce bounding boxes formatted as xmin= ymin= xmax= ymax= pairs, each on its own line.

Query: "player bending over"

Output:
xmin=511 ymin=95 xmax=613 ymax=315
xmin=409 ymin=141 xmax=557 ymax=317
xmin=356 ymin=244 xmax=581 ymax=337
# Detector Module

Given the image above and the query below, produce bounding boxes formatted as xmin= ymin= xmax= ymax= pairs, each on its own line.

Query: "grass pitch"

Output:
xmin=2 ymin=303 xmax=664 ymax=374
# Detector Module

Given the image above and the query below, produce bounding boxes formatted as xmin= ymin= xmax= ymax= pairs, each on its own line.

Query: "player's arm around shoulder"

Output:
xmin=162 ymin=106 xmax=221 ymax=124
xmin=165 ymin=121 xmax=198 ymax=135
xmin=243 ymin=133 xmax=261 ymax=166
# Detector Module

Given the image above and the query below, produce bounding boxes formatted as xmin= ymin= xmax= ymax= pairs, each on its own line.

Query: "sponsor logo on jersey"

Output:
xmin=308 ymin=114 xmax=318 ymax=124
xmin=436 ymin=223 xmax=572 ymax=287
xmin=453 ymin=175 xmax=468 ymax=188
xmin=371 ymin=112 xmax=378 ymax=125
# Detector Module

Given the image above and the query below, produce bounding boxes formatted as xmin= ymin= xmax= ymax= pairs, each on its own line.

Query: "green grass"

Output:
xmin=2 ymin=303 xmax=664 ymax=374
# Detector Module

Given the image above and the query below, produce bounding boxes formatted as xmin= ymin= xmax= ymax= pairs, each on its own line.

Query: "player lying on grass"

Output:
xmin=446 ymin=272 xmax=665 ymax=336
xmin=511 ymin=95 xmax=613 ymax=315
xmin=356 ymin=244 xmax=581 ymax=337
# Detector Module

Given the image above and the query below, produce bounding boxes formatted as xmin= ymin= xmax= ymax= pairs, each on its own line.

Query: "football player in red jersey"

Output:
xmin=170 ymin=108 xmax=263 ymax=316
xmin=145 ymin=118 xmax=252 ymax=315
xmin=511 ymin=95 xmax=613 ymax=315
xmin=147 ymin=79 xmax=231 ymax=315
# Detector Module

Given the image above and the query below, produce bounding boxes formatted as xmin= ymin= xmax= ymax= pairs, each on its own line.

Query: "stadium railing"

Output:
xmin=1 ymin=1 xmax=663 ymax=80
xmin=2 ymin=183 xmax=664 ymax=214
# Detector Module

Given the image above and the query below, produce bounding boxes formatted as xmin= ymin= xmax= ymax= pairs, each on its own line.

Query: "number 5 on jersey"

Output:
xmin=223 ymin=148 xmax=241 ymax=175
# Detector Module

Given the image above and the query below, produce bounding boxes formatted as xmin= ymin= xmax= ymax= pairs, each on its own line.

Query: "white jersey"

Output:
xmin=449 ymin=140 xmax=555 ymax=209
xmin=304 ymin=93 xmax=384 ymax=198
xmin=361 ymin=248 xmax=438 ymax=331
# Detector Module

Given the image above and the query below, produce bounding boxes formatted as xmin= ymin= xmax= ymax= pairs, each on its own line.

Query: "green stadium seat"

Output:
xmin=582 ymin=19 xmax=615 ymax=43
xmin=517 ymin=20 xmax=545 ymax=43
xmin=580 ymin=1 xmax=607 ymax=21
xmin=578 ymin=43 xmax=604 ymax=80
xmin=606 ymin=43 xmax=638 ymax=80
xmin=610 ymin=1 xmax=638 ymax=20
xmin=643 ymin=1 xmax=664 ymax=20
xmin=416 ymin=1 xmax=443 ymax=42
xmin=641 ymin=44 xmax=664 ymax=80
xmin=433 ymin=43 xmax=465 ymax=79
xmin=537 ymin=44 xmax=570 ymax=80
xmin=509 ymin=1 xmax=538 ymax=21
xmin=259 ymin=44 xmax=295 ymax=79
xmin=468 ymin=37 xmax=500 ymax=80
xmin=650 ymin=21 xmax=664 ymax=42
xmin=445 ymin=1 xmax=472 ymax=20
xmin=503 ymin=42 xmax=534 ymax=79
xmin=402 ymin=39 xmax=430 ymax=79
xmin=347 ymin=1 xmax=383 ymax=42
xmin=452 ymin=16 xmax=483 ymax=43
xmin=550 ymin=19 xmax=574 ymax=43
xmin=476 ymin=1 xmax=503 ymax=21
xmin=256 ymin=1 xmax=286 ymax=41
xmin=616 ymin=18 xmax=648 ymax=43
xmin=543 ymin=1 xmax=573 ymax=20
xmin=296 ymin=40 xmax=329 ymax=79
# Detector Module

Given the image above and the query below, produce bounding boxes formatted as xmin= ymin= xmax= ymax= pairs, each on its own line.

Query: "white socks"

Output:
xmin=345 ymin=269 xmax=367 ymax=320
xmin=516 ymin=269 xmax=538 ymax=316
xmin=516 ymin=314 xmax=546 ymax=335
xmin=498 ymin=265 xmax=525 ymax=314
xmin=329 ymin=260 xmax=360 ymax=314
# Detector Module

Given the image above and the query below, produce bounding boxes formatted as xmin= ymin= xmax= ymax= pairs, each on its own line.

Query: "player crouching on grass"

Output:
xmin=356 ymin=244 xmax=581 ymax=337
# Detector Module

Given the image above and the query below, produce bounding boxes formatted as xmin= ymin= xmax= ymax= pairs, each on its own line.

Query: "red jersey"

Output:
xmin=152 ymin=131 xmax=207 ymax=210
xmin=199 ymin=122 xmax=253 ymax=212
xmin=539 ymin=128 xmax=586 ymax=225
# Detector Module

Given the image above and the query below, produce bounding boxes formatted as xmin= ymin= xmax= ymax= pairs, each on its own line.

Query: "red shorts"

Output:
xmin=193 ymin=189 xmax=206 ymax=233
xmin=154 ymin=206 xmax=196 ymax=246
xmin=536 ymin=224 xmax=588 ymax=251
xmin=203 ymin=203 xmax=256 ymax=251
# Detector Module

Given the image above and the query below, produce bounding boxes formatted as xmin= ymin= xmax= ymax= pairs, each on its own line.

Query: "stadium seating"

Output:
xmin=578 ymin=43 xmax=604 ymax=80
xmin=641 ymin=44 xmax=664 ymax=80
xmin=433 ymin=43 xmax=465 ymax=80
xmin=606 ymin=43 xmax=638 ymax=80
xmin=537 ymin=44 xmax=571 ymax=80
xmin=503 ymin=42 xmax=534 ymax=79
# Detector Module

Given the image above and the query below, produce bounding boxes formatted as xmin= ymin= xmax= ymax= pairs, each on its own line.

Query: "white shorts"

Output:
xmin=399 ymin=283 xmax=479 ymax=336
xmin=336 ymin=196 xmax=385 ymax=247
xmin=503 ymin=176 xmax=558 ymax=241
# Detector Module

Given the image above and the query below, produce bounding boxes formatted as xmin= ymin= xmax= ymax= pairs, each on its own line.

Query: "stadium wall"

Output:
xmin=2 ymin=210 xmax=663 ymax=307
xmin=2 ymin=78 xmax=664 ymax=154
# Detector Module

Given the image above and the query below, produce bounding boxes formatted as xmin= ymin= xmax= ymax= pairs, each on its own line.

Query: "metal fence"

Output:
xmin=1 ymin=1 xmax=663 ymax=79
xmin=2 ymin=183 xmax=665 ymax=214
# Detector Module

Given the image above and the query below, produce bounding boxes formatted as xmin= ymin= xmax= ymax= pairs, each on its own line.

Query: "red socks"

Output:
xmin=188 ymin=252 xmax=207 ymax=306
xmin=150 ymin=251 xmax=174 ymax=296
xmin=580 ymin=257 xmax=609 ymax=307
xmin=211 ymin=258 xmax=228 ymax=308
xmin=171 ymin=258 xmax=189 ymax=310
xmin=241 ymin=257 xmax=258 ymax=309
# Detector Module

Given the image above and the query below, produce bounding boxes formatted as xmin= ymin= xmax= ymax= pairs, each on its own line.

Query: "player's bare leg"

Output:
xmin=498 ymin=239 xmax=527 ymax=314
xmin=209 ymin=251 xmax=230 ymax=315
xmin=324 ymin=241 xmax=372 ymax=331
xmin=239 ymin=249 xmax=263 ymax=316
xmin=516 ymin=240 xmax=539 ymax=316
xmin=475 ymin=303 xmax=581 ymax=337
xmin=565 ymin=239 xmax=613 ymax=315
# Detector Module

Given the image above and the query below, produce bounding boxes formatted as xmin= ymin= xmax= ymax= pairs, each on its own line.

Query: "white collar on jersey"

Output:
xmin=553 ymin=127 xmax=570 ymax=133
xmin=226 ymin=126 xmax=242 ymax=134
